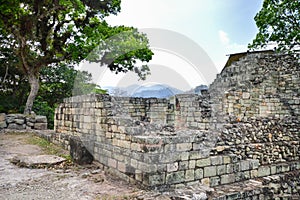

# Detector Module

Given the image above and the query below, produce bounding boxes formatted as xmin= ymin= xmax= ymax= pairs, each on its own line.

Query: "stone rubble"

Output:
xmin=0 ymin=113 xmax=47 ymax=130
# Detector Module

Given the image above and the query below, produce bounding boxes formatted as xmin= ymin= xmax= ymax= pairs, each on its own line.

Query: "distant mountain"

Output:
xmin=104 ymin=84 xmax=208 ymax=98
xmin=104 ymin=84 xmax=183 ymax=98
xmin=131 ymin=84 xmax=183 ymax=98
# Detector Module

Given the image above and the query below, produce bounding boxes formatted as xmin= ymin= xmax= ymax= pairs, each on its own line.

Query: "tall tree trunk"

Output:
xmin=24 ymin=73 xmax=40 ymax=115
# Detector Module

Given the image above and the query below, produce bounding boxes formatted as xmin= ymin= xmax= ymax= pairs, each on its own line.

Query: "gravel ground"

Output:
xmin=0 ymin=132 xmax=145 ymax=200
xmin=0 ymin=131 xmax=214 ymax=200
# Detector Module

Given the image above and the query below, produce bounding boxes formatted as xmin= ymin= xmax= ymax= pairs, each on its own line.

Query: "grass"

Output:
xmin=26 ymin=134 xmax=72 ymax=161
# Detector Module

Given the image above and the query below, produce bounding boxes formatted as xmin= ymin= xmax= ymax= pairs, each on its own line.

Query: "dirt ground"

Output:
xmin=0 ymin=131 xmax=151 ymax=200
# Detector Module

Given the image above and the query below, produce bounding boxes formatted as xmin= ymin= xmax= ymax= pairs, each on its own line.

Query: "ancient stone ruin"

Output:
xmin=54 ymin=51 xmax=299 ymax=199
xmin=0 ymin=113 xmax=47 ymax=130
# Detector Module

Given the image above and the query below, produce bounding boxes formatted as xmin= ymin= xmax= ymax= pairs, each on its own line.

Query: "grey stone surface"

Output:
xmin=35 ymin=115 xmax=47 ymax=123
xmin=8 ymin=123 xmax=26 ymax=130
xmin=204 ymin=166 xmax=217 ymax=177
xmin=11 ymin=155 xmax=66 ymax=168
xmin=34 ymin=123 xmax=47 ymax=130
xmin=0 ymin=113 xmax=5 ymax=121
xmin=69 ymin=136 xmax=94 ymax=165
xmin=0 ymin=121 xmax=7 ymax=129
xmin=1 ymin=114 xmax=48 ymax=130
xmin=258 ymin=166 xmax=271 ymax=177
xmin=15 ymin=119 xmax=25 ymax=125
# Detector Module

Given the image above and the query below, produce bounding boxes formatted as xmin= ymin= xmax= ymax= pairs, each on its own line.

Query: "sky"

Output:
xmin=80 ymin=0 xmax=264 ymax=91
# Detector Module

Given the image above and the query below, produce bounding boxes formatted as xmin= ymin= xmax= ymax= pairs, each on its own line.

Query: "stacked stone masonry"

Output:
xmin=55 ymin=51 xmax=300 ymax=198
xmin=0 ymin=113 xmax=47 ymax=130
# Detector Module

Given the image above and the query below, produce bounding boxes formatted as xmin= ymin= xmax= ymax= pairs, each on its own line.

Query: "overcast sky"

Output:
xmin=82 ymin=0 xmax=264 ymax=90
xmin=106 ymin=0 xmax=263 ymax=67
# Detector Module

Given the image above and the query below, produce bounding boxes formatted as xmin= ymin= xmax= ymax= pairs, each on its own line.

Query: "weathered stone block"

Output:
xmin=240 ymin=160 xmax=250 ymax=171
xmin=176 ymin=143 xmax=192 ymax=151
xmin=118 ymin=140 xmax=131 ymax=149
xmin=226 ymin=163 xmax=234 ymax=174
xmin=107 ymin=158 xmax=117 ymax=168
xmin=258 ymin=166 xmax=270 ymax=177
xmin=7 ymin=123 xmax=25 ymax=130
xmin=167 ymin=162 xmax=178 ymax=172
xmin=35 ymin=115 xmax=47 ymax=123
xmin=210 ymin=176 xmax=220 ymax=187
xmin=223 ymin=156 xmax=231 ymax=164
xmin=185 ymin=169 xmax=194 ymax=181
xmin=117 ymin=161 xmax=126 ymax=173
xmin=249 ymin=159 xmax=260 ymax=169
xmin=164 ymin=143 xmax=176 ymax=152
xmin=189 ymin=160 xmax=196 ymax=169
xmin=179 ymin=161 xmax=189 ymax=170
xmin=195 ymin=168 xmax=203 ymax=180
xmin=166 ymin=171 xmax=185 ymax=184
xmin=270 ymin=165 xmax=277 ymax=175
xmin=196 ymin=158 xmax=211 ymax=167
xmin=6 ymin=116 xmax=15 ymax=124
xmin=281 ymin=164 xmax=290 ymax=172
xmin=34 ymin=123 xmax=47 ymax=130
xmin=15 ymin=119 xmax=25 ymax=125
xmin=0 ymin=121 xmax=7 ymax=129
xmin=211 ymin=156 xmax=223 ymax=165
xmin=189 ymin=151 xmax=203 ymax=160
xmin=26 ymin=122 xmax=34 ymax=128
xmin=148 ymin=173 xmax=165 ymax=186
xmin=0 ymin=113 xmax=5 ymax=121
xmin=221 ymin=174 xmax=235 ymax=184
xmin=250 ymin=169 xmax=258 ymax=178
xmin=204 ymin=166 xmax=216 ymax=177
xmin=135 ymin=170 xmax=143 ymax=182
xmin=131 ymin=143 xmax=142 ymax=152
xmin=217 ymin=165 xmax=227 ymax=175
xmin=201 ymin=178 xmax=210 ymax=187
xmin=138 ymin=162 xmax=152 ymax=173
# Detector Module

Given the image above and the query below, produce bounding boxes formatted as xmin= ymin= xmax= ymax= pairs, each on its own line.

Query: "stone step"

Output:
xmin=11 ymin=155 xmax=66 ymax=168
xmin=210 ymin=179 xmax=265 ymax=199
xmin=210 ymin=170 xmax=300 ymax=200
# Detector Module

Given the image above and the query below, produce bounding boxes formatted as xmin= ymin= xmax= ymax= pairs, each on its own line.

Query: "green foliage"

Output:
xmin=26 ymin=134 xmax=71 ymax=161
xmin=0 ymin=62 xmax=106 ymax=128
xmin=0 ymin=48 xmax=29 ymax=113
xmin=32 ymin=96 xmax=55 ymax=129
xmin=249 ymin=0 xmax=300 ymax=52
xmin=0 ymin=0 xmax=153 ymax=113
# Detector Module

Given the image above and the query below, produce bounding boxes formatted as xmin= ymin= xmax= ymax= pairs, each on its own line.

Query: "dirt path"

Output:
xmin=0 ymin=131 xmax=146 ymax=200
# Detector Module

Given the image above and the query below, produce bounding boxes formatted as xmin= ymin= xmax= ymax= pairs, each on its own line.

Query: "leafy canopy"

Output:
xmin=0 ymin=0 xmax=153 ymax=77
xmin=249 ymin=0 xmax=300 ymax=52
xmin=0 ymin=0 xmax=153 ymax=114
xmin=0 ymin=60 xmax=105 ymax=127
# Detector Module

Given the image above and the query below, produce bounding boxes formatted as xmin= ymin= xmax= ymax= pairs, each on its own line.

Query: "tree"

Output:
xmin=249 ymin=0 xmax=300 ymax=52
xmin=39 ymin=64 xmax=106 ymax=106
xmin=0 ymin=0 xmax=153 ymax=114
xmin=0 ymin=61 xmax=107 ymax=127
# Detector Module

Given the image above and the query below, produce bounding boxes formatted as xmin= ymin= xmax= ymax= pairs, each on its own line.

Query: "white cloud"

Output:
xmin=218 ymin=30 xmax=230 ymax=45
xmin=218 ymin=30 xmax=247 ymax=54
xmin=214 ymin=30 xmax=248 ymax=71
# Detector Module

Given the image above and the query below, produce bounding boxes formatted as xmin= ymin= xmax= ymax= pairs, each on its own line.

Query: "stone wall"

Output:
xmin=262 ymin=171 xmax=300 ymax=199
xmin=0 ymin=113 xmax=47 ymax=130
xmin=209 ymin=53 xmax=300 ymax=123
xmin=54 ymin=51 xmax=300 ymax=196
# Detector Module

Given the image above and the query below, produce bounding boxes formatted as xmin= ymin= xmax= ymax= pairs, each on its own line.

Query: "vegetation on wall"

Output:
xmin=249 ymin=0 xmax=300 ymax=52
